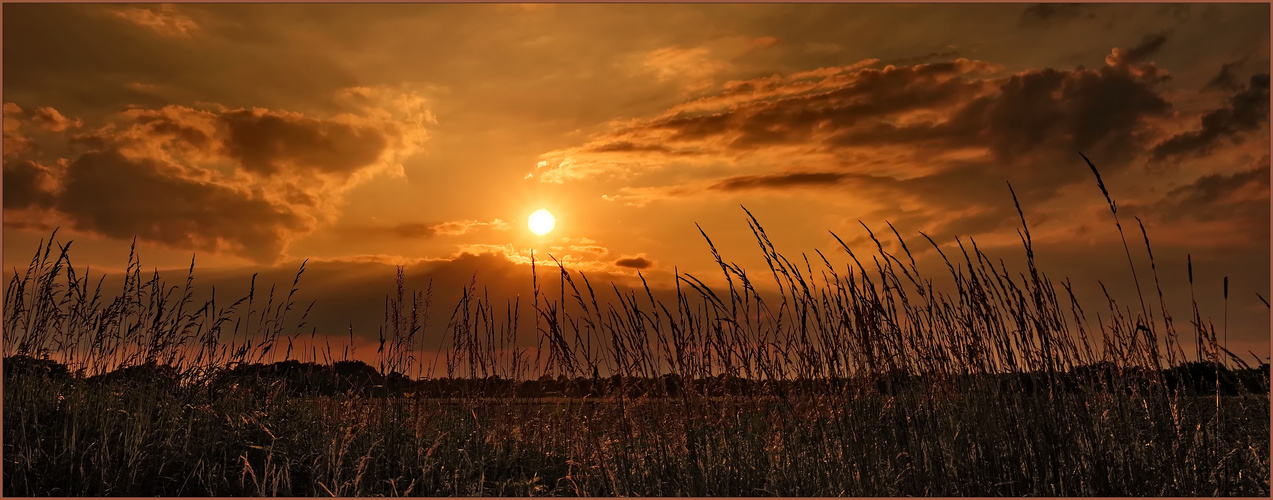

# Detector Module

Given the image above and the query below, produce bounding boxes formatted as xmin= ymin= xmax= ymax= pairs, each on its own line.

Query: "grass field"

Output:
xmin=3 ymin=158 xmax=1269 ymax=496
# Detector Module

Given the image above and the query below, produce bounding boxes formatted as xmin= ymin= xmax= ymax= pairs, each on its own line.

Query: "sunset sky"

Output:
xmin=3 ymin=3 xmax=1269 ymax=366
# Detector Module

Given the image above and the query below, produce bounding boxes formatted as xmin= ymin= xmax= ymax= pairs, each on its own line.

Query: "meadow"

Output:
xmin=3 ymin=158 xmax=1269 ymax=496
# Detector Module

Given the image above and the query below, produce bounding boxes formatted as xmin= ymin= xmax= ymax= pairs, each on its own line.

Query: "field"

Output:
xmin=3 ymin=159 xmax=1270 ymax=496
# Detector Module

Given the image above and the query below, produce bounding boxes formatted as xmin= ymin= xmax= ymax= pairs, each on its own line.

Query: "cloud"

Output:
xmin=2 ymin=160 xmax=59 ymax=210
xmin=56 ymin=150 xmax=311 ymax=263
xmin=220 ymin=108 xmax=389 ymax=177
xmin=3 ymin=103 xmax=83 ymax=157
xmin=1018 ymin=3 xmax=1098 ymax=28
xmin=3 ymin=103 xmax=35 ymax=158
xmin=5 ymin=90 xmax=432 ymax=263
xmin=974 ymin=57 xmax=1170 ymax=165
xmin=530 ymin=43 xmax=1230 ymax=252
xmin=107 ymin=4 xmax=198 ymax=38
xmin=886 ymin=49 xmax=963 ymax=67
xmin=375 ymin=219 xmax=510 ymax=239
xmin=1105 ymin=32 xmax=1171 ymax=66
xmin=710 ymin=171 xmax=848 ymax=191
xmin=538 ymin=47 xmax=1173 ymax=196
xmin=1204 ymin=59 xmax=1247 ymax=93
xmin=1116 ymin=155 xmax=1271 ymax=250
xmin=1132 ymin=155 xmax=1271 ymax=224
xmin=1151 ymin=73 xmax=1270 ymax=160
xmin=436 ymin=237 xmax=618 ymax=275
xmin=30 ymin=107 xmax=83 ymax=132
xmin=641 ymin=46 xmax=728 ymax=93
xmin=614 ymin=255 xmax=654 ymax=270
xmin=434 ymin=219 xmax=509 ymax=236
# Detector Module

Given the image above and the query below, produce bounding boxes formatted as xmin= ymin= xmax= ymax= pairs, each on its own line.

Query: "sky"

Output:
xmin=3 ymin=3 xmax=1269 ymax=370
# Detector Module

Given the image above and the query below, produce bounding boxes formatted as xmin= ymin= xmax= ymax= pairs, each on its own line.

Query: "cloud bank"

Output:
xmin=2 ymin=88 xmax=431 ymax=263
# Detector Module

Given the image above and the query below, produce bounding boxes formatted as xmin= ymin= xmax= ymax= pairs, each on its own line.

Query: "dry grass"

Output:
xmin=3 ymin=156 xmax=1269 ymax=496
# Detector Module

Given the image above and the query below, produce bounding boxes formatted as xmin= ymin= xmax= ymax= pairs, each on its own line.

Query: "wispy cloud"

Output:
xmin=370 ymin=219 xmax=510 ymax=239
xmin=642 ymin=46 xmax=727 ymax=93
xmin=108 ymin=4 xmax=198 ymax=38
xmin=710 ymin=172 xmax=849 ymax=192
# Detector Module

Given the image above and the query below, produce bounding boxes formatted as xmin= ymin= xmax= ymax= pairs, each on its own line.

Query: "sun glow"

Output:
xmin=528 ymin=209 xmax=556 ymax=236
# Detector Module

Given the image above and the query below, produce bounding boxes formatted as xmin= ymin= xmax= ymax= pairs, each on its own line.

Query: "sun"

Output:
xmin=528 ymin=209 xmax=556 ymax=236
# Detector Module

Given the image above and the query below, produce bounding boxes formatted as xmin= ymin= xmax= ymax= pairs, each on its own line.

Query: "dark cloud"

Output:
xmin=2 ymin=160 xmax=59 ymax=209
xmin=221 ymin=108 xmax=390 ymax=177
xmin=614 ymin=256 xmax=653 ymax=270
xmin=559 ymin=50 xmax=1171 ymax=167
xmin=1130 ymin=155 xmax=1271 ymax=225
xmin=1117 ymin=32 xmax=1170 ymax=65
xmin=588 ymin=141 xmax=670 ymax=154
xmin=656 ymin=112 xmax=734 ymax=142
xmin=531 ymin=43 xmax=1217 ymax=284
xmin=634 ymin=58 xmax=1001 ymax=152
xmin=56 ymin=150 xmax=310 ymax=263
xmin=585 ymin=140 xmax=704 ymax=157
xmin=4 ymin=98 xmax=428 ymax=263
xmin=1017 ymin=4 xmax=1097 ymax=28
xmin=980 ymin=60 xmax=1171 ymax=164
xmin=1151 ymin=73 xmax=1270 ymax=160
xmin=70 ymin=104 xmax=408 ymax=181
xmin=1204 ymin=59 xmax=1247 ymax=93
xmin=710 ymin=171 xmax=848 ymax=191
xmin=537 ymin=46 xmax=1178 ymax=239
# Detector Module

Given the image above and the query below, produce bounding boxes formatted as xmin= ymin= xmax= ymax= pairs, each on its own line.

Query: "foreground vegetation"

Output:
xmin=4 ymin=157 xmax=1270 ymax=496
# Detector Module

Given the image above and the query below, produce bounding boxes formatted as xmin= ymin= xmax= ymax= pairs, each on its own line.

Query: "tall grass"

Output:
xmin=3 ymin=156 xmax=1269 ymax=496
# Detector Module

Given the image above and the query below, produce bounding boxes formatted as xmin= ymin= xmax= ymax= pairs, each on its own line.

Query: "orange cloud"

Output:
xmin=361 ymin=219 xmax=510 ymax=240
xmin=3 ymin=103 xmax=83 ymax=157
xmin=641 ymin=46 xmax=728 ymax=92
xmin=537 ymin=48 xmax=1184 ymax=200
xmin=30 ymin=107 xmax=83 ymax=132
xmin=2 ymin=103 xmax=35 ymax=158
xmin=4 ymin=91 xmax=432 ymax=263
xmin=107 ymin=4 xmax=198 ymax=38
xmin=530 ymin=40 xmax=1273 ymax=251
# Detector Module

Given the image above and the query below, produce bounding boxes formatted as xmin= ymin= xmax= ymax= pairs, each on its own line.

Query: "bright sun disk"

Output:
xmin=528 ymin=209 xmax=556 ymax=236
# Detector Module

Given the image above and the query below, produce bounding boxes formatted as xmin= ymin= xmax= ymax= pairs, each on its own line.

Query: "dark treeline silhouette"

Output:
xmin=8 ymin=354 xmax=1267 ymax=400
